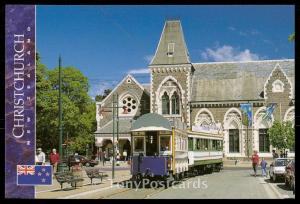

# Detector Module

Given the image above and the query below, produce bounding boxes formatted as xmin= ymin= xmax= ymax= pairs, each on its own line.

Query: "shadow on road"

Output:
xmin=51 ymin=187 xmax=78 ymax=192
xmin=277 ymin=184 xmax=291 ymax=191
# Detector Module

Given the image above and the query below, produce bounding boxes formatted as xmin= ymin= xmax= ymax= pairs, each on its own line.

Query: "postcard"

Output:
xmin=5 ymin=5 xmax=295 ymax=199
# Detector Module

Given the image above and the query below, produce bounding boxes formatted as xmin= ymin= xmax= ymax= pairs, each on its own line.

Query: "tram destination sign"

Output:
xmin=192 ymin=122 xmax=223 ymax=134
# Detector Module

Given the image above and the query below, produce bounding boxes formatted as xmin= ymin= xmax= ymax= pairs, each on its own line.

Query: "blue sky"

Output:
xmin=36 ymin=5 xmax=295 ymax=99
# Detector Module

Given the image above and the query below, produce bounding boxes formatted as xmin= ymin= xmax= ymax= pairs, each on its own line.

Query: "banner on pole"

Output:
xmin=262 ymin=103 xmax=277 ymax=122
xmin=240 ymin=103 xmax=252 ymax=127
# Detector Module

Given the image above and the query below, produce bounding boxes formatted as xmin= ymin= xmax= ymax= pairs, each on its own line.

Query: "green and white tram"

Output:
xmin=187 ymin=124 xmax=223 ymax=175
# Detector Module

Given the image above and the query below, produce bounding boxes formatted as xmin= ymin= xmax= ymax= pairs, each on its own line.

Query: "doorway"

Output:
xmin=146 ymin=131 xmax=158 ymax=156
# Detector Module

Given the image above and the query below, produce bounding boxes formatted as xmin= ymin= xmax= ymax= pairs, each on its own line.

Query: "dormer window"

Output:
xmin=272 ymin=79 xmax=284 ymax=93
xmin=167 ymin=43 xmax=175 ymax=57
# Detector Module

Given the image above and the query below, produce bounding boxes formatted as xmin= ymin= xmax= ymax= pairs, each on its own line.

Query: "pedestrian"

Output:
xmin=272 ymin=149 xmax=278 ymax=159
xmin=36 ymin=148 xmax=46 ymax=165
xmin=280 ymin=150 xmax=283 ymax=158
xmin=102 ymin=151 xmax=106 ymax=166
xmin=260 ymin=157 xmax=268 ymax=177
xmin=251 ymin=150 xmax=259 ymax=177
xmin=49 ymin=148 xmax=60 ymax=175
xmin=123 ymin=151 xmax=127 ymax=162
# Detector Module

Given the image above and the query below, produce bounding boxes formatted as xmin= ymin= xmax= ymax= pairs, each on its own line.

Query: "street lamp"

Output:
xmin=86 ymin=144 xmax=89 ymax=158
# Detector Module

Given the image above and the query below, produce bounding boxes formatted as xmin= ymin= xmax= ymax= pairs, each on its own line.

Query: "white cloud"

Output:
xmin=144 ymin=55 xmax=154 ymax=63
xmin=127 ymin=68 xmax=150 ymax=74
xmin=201 ymin=45 xmax=260 ymax=62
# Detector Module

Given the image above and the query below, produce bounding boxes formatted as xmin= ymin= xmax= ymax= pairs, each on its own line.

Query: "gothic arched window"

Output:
xmin=162 ymin=92 xmax=170 ymax=115
xmin=171 ymin=92 xmax=180 ymax=114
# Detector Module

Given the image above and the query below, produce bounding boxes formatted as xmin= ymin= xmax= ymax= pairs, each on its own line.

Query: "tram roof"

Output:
xmin=131 ymin=113 xmax=172 ymax=132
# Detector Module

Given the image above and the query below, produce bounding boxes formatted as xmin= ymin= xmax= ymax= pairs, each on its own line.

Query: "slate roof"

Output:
xmin=95 ymin=118 xmax=133 ymax=137
xmin=150 ymin=20 xmax=191 ymax=65
xmin=142 ymin=84 xmax=150 ymax=93
xmin=191 ymin=59 xmax=294 ymax=101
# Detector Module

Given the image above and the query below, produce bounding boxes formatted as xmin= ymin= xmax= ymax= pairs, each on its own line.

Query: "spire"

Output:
xmin=150 ymin=20 xmax=190 ymax=66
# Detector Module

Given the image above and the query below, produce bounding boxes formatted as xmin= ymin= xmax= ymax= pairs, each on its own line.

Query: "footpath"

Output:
xmin=36 ymin=162 xmax=131 ymax=199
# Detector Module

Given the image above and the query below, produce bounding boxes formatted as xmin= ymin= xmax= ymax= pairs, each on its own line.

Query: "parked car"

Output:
xmin=285 ymin=159 xmax=295 ymax=192
xmin=269 ymin=158 xmax=291 ymax=182
xmin=68 ymin=155 xmax=99 ymax=167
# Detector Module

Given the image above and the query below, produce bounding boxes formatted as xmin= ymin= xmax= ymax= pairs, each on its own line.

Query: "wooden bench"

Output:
xmin=85 ymin=167 xmax=107 ymax=184
xmin=54 ymin=172 xmax=84 ymax=189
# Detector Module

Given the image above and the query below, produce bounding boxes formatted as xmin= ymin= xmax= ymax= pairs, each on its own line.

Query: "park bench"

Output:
xmin=85 ymin=167 xmax=107 ymax=184
xmin=54 ymin=172 xmax=84 ymax=189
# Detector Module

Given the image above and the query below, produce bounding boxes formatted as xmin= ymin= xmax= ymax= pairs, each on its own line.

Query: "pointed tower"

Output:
xmin=150 ymin=20 xmax=191 ymax=65
xmin=149 ymin=20 xmax=193 ymax=127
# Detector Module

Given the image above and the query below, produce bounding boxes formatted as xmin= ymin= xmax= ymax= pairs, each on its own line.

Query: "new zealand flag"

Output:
xmin=17 ymin=165 xmax=52 ymax=185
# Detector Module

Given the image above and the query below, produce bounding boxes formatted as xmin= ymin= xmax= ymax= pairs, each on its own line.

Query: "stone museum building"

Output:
xmin=94 ymin=20 xmax=295 ymax=159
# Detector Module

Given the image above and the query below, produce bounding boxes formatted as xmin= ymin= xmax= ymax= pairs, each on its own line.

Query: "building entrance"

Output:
xmin=146 ymin=131 xmax=158 ymax=156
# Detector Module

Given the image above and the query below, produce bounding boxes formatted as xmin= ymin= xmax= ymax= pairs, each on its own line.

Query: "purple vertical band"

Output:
xmin=5 ymin=5 xmax=36 ymax=198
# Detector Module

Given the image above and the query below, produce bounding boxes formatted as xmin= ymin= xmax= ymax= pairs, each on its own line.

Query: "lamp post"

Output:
xmin=112 ymin=94 xmax=115 ymax=180
xmin=58 ymin=55 xmax=63 ymax=171
xmin=86 ymin=144 xmax=89 ymax=158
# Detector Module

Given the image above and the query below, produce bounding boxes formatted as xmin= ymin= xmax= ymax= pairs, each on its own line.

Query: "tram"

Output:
xmin=130 ymin=113 xmax=223 ymax=182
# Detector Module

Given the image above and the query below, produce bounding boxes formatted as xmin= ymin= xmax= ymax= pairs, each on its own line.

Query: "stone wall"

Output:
xmin=98 ymin=76 xmax=150 ymax=128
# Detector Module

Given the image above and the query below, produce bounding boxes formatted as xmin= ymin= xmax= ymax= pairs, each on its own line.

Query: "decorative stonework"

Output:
xmin=119 ymin=93 xmax=139 ymax=116
xmin=264 ymin=63 xmax=293 ymax=99
xmin=194 ymin=108 xmax=215 ymax=126
xmin=272 ymin=79 xmax=284 ymax=93
xmin=155 ymin=76 xmax=185 ymax=115
xmin=284 ymin=106 xmax=294 ymax=124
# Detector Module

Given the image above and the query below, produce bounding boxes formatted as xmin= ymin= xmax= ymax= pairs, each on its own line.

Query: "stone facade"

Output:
xmin=96 ymin=75 xmax=150 ymax=130
xmin=95 ymin=20 xmax=294 ymax=159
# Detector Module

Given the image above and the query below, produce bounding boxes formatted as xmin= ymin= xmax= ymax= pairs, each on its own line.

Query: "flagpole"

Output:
xmin=279 ymin=102 xmax=282 ymax=124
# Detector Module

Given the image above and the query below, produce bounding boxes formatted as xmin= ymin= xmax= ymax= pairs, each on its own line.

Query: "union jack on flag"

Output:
xmin=17 ymin=165 xmax=35 ymax=176
xmin=17 ymin=165 xmax=52 ymax=185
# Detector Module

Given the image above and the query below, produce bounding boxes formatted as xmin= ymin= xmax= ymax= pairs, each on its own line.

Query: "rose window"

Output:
xmin=120 ymin=95 xmax=137 ymax=115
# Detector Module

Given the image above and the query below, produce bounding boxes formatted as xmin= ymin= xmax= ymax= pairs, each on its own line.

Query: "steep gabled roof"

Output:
xmin=99 ymin=74 xmax=147 ymax=105
xmin=191 ymin=59 xmax=294 ymax=101
xmin=150 ymin=20 xmax=191 ymax=66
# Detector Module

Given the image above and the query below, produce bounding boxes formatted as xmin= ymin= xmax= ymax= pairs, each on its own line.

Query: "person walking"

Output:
xmin=36 ymin=148 xmax=46 ymax=165
xmin=102 ymin=151 xmax=106 ymax=166
xmin=251 ymin=150 xmax=259 ymax=177
xmin=272 ymin=149 xmax=278 ymax=159
xmin=50 ymin=148 xmax=60 ymax=174
xmin=123 ymin=150 xmax=127 ymax=162
xmin=260 ymin=157 xmax=268 ymax=177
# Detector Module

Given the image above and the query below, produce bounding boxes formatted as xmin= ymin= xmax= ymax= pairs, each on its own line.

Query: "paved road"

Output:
xmin=104 ymin=169 xmax=295 ymax=199
xmin=36 ymin=167 xmax=294 ymax=199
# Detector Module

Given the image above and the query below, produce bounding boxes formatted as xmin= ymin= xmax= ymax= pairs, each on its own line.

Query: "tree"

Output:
xmin=95 ymin=89 xmax=112 ymax=102
xmin=36 ymin=54 xmax=97 ymax=156
xmin=268 ymin=120 xmax=295 ymax=157
xmin=288 ymin=32 xmax=295 ymax=42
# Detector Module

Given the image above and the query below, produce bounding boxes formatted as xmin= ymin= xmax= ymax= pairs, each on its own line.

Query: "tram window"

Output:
xmin=217 ymin=141 xmax=223 ymax=151
xmin=204 ymin=139 xmax=209 ymax=151
xmin=134 ymin=137 xmax=144 ymax=152
xmin=196 ymin=139 xmax=200 ymax=150
xmin=212 ymin=140 xmax=218 ymax=150
xmin=160 ymin=136 xmax=171 ymax=151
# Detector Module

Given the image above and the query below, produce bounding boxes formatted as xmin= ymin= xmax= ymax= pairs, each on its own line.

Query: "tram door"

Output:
xmin=146 ymin=131 xmax=158 ymax=156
